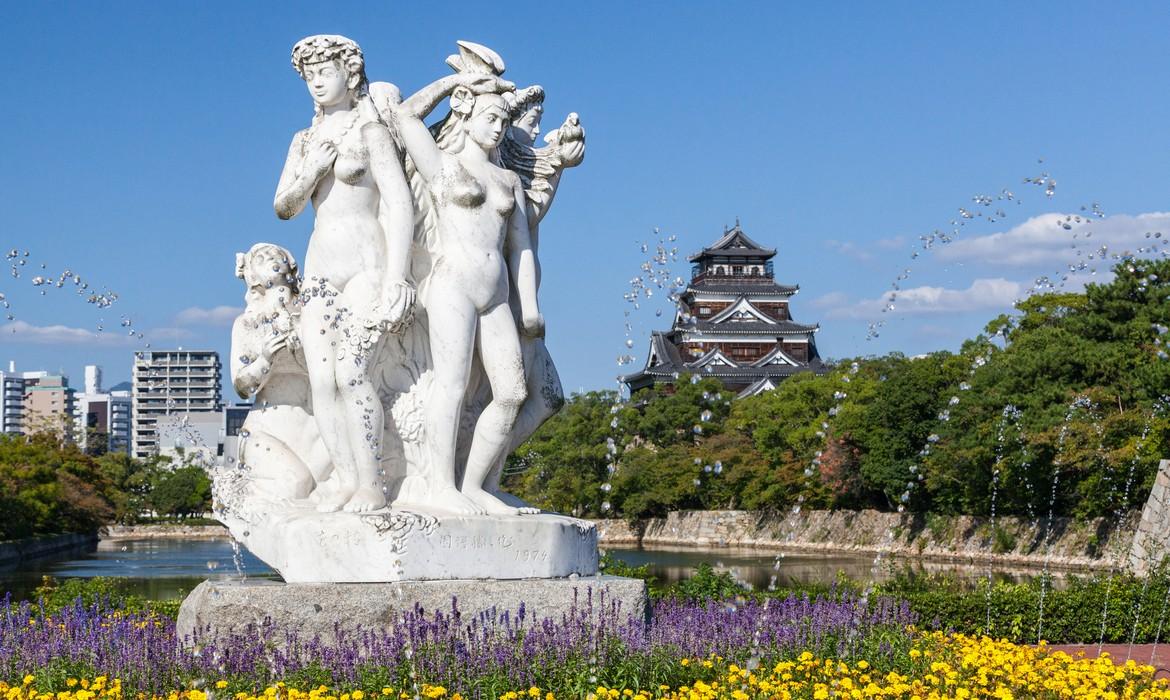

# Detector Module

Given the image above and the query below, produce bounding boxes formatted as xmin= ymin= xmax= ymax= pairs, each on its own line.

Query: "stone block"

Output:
xmin=221 ymin=507 xmax=599 ymax=582
xmin=176 ymin=576 xmax=648 ymax=646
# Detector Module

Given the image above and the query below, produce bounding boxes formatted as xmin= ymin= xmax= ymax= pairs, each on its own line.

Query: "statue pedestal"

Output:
xmin=176 ymin=576 xmax=648 ymax=646
xmin=219 ymin=505 xmax=599 ymax=582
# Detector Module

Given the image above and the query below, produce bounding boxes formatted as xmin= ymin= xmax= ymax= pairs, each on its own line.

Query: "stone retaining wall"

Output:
xmin=0 ymin=533 xmax=97 ymax=569
xmin=101 ymin=524 xmax=230 ymax=540
xmin=595 ymin=509 xmax=1138 ymax=570
xmin=1130 ymin=459 xmax=1170 ymax=576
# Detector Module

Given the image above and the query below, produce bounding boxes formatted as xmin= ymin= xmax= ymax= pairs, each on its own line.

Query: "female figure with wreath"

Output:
xmin=273 ymin=35 xmax=415 ymax=513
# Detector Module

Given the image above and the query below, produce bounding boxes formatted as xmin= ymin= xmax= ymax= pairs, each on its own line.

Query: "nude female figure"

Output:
xmin=393 ymin=80 xmax=542 ymax=516
xmin=273 ymin=35 xmax=414 ymax=513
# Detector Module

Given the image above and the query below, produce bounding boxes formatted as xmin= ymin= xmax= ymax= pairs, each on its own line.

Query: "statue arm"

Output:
xmin=392 ymin=107 xmax=444 ymax=183
xmin=507 ymin=176 xmax=541 ymax=332
xmin=399 ymin=75 xmax=465 ymax=120
xmin=361 ymin=110 xmax=413 ymax=284
xmin=274 ymin=131 xmax=327 ymax=220
xmin=526 ymin=169 xmax=563 ymax=226
xmin=399 ymin=74 xmax=513 ymax=120
xmin=230 ymin=319 xmax=271 ymax=399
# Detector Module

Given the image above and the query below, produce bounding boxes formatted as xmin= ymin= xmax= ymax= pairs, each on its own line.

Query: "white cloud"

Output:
xmin=810 ymin=290 xmax=850 ymax=309
xmin=936 ymin=211 xmax=1170 ymax=267
xmin=875 ymin=235 xmax=907 ymax=250
xmin=0 ymin=321 xmax=137 ymax=346
xmin=174 ymin=305 xmax=241 ymax=326
xmin=0 ymin=321 xmax=195 ymax=346
xmin=824 ymin=278 xmax=1024 ymax=319
xmin=825 ymin=239 xmax=874 ymax=262
xmin=825 ymin=235 xmax=907 ymax=262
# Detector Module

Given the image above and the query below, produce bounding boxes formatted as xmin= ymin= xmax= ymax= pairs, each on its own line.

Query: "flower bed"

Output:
xmin=2 ymin=594 xmax=1167 ymax=698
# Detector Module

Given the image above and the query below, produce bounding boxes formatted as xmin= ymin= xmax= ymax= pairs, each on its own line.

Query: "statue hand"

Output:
xmin=457 ymin=72 xmax=514 ymax=96
xmin=304 ymin=141 xmax=338 ymax=178
xmin=380 ymin=280 xmax=416 ymax=333
xmin=547 ymin=114 xmax=585 ymax=167
xmin=557 ymin=139 xmax=585 ymax=168
xmin=521 ymin=312 xmax=545 ymax=339
xmin=261 ymin=333 xmax=287 ymax=360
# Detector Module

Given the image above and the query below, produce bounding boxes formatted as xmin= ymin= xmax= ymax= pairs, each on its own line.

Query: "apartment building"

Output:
xmin=131 ymin=349 xmax=222 ymax=458
xmin=73 ymin=364 xmax=132 ymax=454
xmin=21 ymin=371 xmax=76 ymax=437
xmin=0 ymin=363 xmax=25 ymax=434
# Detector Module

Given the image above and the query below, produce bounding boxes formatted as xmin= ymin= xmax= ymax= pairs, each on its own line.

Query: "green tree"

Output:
xmin=0 ymin=433 xmax=114 ymax=539
xmin=147 ymin=464 xmax=212 ymax=518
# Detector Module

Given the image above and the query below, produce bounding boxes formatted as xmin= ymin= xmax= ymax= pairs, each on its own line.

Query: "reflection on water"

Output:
xmin=607 ymin=545 xmax=1073 ymax=591
xmin=0 ymin=538 xmax=277 ymax=601
xmin=1 ymin=538 xmax=1078 ymax=602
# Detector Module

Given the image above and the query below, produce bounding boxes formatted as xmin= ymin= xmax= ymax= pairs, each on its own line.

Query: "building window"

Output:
xmin=699 ymin=307 xmax=711 ymax=315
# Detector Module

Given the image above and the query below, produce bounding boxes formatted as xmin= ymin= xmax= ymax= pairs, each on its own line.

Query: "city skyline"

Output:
xmin=2 ymin=3 xmax=1169 ymax=393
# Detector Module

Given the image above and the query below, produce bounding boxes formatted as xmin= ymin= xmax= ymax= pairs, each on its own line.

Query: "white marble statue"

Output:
xmin=213 ymin=37 xmax=595 ymax=582
xmin=230 ymin=244 xmax=330 ymax=502
xmin=274 ymin=35 xmax=416 ymax=514
xmin=485 ymin=81 xmax=586 ymax=502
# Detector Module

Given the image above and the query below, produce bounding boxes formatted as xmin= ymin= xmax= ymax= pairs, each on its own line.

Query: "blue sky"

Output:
xmin=2 ymin=2 xmax=1169 ymax=394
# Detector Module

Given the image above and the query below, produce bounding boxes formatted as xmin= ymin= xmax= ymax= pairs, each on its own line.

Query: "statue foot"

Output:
xmin=316 ymin=489 xmax=353 ymax=513
xmin=343 ymin=487 xmax=388 ymax=513
xmin=463 ymin=487 xmax=524 ymax=516
xmin=431 ymin=487 xmax=488 ymax=516
xmin=492 ymin=489 xmax=541 ymax=514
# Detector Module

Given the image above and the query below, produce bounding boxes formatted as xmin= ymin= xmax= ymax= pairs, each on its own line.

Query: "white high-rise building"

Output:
xmin=131 ymin=349 xmax=222 ymax=458
xmin=0 ymin=361 xmax=25 ymax=435
xmin=73 ymin=364 xmax=132 ymax=454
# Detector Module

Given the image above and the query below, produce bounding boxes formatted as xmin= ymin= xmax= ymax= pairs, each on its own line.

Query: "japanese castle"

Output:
xmin=622 ymin=223 xmax=827 ymax=398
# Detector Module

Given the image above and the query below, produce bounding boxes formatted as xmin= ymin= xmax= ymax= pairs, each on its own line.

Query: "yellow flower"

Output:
xmin=216 ymin=682 xmax=229 ymax=690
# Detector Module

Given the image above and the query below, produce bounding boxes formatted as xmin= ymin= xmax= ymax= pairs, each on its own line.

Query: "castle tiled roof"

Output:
xmin=680 ymin=319 xmax=820 ymax=335
xmin=687 ymin=224 xmax=776 ymax=262
xmin=686 ymin=279 xmax=799 ymax=296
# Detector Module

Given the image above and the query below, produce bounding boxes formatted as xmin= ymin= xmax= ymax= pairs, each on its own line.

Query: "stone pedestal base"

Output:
xmin=176 ymin=576 xmax=648 ymax=646
xmin=221 ymin=506 xmax=599 ymax=582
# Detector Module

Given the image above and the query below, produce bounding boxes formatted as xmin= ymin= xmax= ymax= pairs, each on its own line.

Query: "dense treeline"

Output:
xmin=0 ymin=435 xmax=212 ymax=540
xmin=504 ymin=258 xmax=1170 ymax=521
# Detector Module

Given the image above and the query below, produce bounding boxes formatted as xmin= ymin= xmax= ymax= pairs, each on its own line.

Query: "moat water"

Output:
xmin=0 ymin=537 xmax=1075 ymax=601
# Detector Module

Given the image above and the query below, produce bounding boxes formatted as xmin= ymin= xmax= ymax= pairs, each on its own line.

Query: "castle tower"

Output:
xmin=622 ymin=222 xmax=827 ymax=397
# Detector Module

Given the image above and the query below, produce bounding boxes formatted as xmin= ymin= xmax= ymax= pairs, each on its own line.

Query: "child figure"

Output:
xmin=230 ymin=243 xmax=332 ymax=502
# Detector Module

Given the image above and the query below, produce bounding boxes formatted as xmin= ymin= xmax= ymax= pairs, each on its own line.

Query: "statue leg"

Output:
xmin=333 ymin=331 xmax=389 ymax=513
xmin=418 ymin=288 xmax=487 ymax=515
xmin=485 ymin=338 xmax=563 ymax=508
xmin=241 ymin=431 xmax=316 ymax=500
xmin=461 ymin=303 xmax=529 ymax=515
xmin=300 ymin=303 xmax=357 ymax=512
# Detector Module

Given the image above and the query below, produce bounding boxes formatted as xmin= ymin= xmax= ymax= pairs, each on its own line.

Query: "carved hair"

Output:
xmin=432 ymin=89 xmax=508 ymax=164
xmin=504 ymin=85 xmax=545 ymax=122
xmin=236 ymin=243 xmax=300 ymax=291
xmin=291 ymin=35 xmax=368 ymax=124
